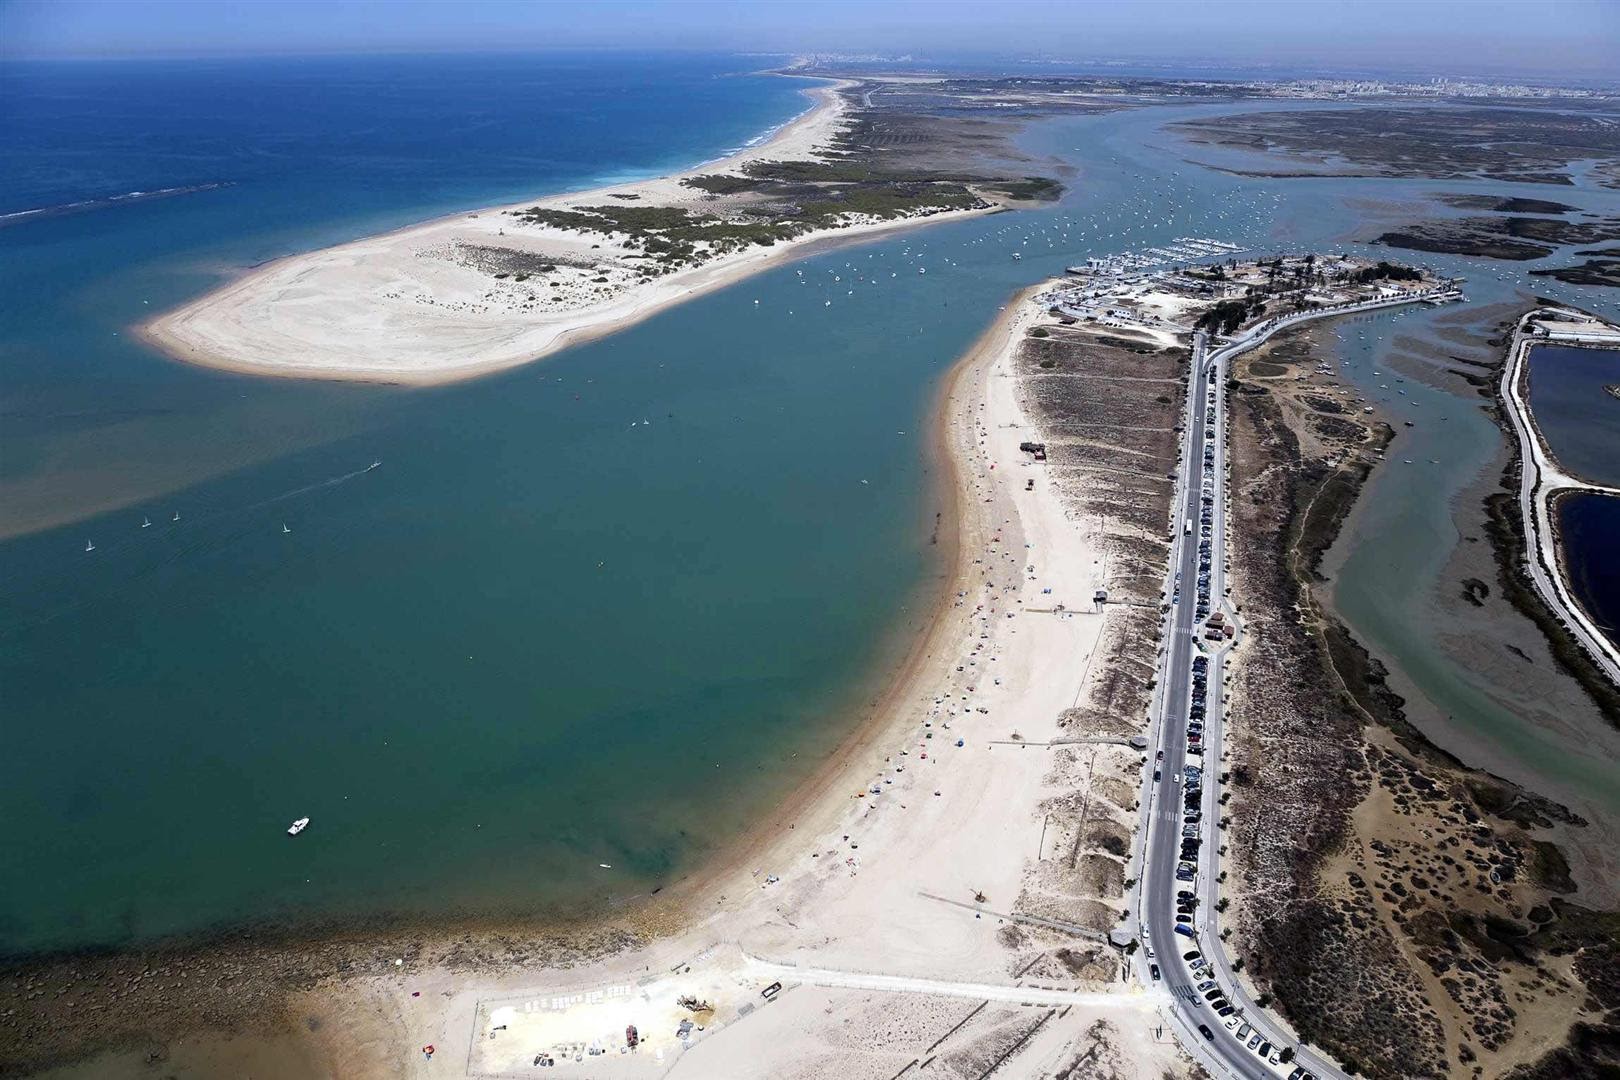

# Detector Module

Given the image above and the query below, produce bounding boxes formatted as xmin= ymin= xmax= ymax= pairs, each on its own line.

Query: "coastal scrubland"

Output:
xmin=1219 ymin=324 xmax=1620 ymax=1079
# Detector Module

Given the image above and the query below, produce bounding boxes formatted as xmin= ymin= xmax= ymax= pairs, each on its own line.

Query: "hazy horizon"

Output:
xmin=4 ymin=0 xmax=1618 ymax=83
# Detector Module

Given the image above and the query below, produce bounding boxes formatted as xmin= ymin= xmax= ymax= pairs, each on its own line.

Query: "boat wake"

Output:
xmin=247 ymin=460 xmax=382 ymax=511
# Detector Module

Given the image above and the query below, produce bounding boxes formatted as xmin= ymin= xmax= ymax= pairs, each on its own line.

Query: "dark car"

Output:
xmin=1198 ymin=1024 xmax=1214 ymax=1040
xmin=1150 ymin=963 xmax=1160 ymax=981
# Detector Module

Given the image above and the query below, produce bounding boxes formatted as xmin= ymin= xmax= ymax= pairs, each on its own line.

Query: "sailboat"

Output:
xmin=141 ymin=516 xmax=151 ymax=529
xmin=85 ymin=540 xmax=95 ymax=552
xmin=172 ymin=511 xmax=181 ymax=522
xmin=282 ymin=523 xmax=291 ymax=534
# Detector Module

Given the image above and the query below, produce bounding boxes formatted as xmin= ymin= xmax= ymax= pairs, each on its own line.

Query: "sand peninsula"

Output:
xmin=139 ymin=78 xmax=1050 ymax=386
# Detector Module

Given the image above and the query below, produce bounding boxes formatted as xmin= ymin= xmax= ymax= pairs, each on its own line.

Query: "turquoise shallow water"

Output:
xmin=4 ymin=66 xmax=1619 ymax=955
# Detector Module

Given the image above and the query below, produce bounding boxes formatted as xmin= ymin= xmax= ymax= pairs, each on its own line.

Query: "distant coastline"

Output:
xmin=137 ymin=76 xmax=1008 ymax=387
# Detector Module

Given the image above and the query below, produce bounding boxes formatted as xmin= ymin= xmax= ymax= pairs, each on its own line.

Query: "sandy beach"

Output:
xmin=212 ymin=289 xmax=1174 ymax=1078
xmin=16 ymin=283 xmax=1180 ymax=1080
xmin=137 ymin=77 xmax=1001 ymax=387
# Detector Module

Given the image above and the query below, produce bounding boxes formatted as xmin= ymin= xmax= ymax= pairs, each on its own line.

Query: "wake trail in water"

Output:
xmin=2 ymin=461 xmax=383 ymax=634
xmin=243 ymin=461 xmax=382 ymax=512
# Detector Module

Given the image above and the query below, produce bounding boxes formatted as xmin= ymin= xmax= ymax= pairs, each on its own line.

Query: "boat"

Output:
xmin=141 ymin=516 xmax=151 ymax=529
xmin=172 ymin=511 xmax=180 ymax=522
xmin=287 ymin=817 xmax=310 ymax=836
xmin=367 ymin=460 xmax=381 ymax=471
xmin=282 ymin=523 xmax=291 ymax=534
xmin=85 ymin=540 xmax=95 ymax=552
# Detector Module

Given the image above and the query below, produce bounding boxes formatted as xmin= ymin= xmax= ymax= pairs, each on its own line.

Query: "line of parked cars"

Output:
xmin=1170 ymin=369 xmax=1322 ymax=1080
xmin=1194 ymin=372 xmax=1218 ymax=628
xmin=1185 ymin=940 xmax=1317 ymax=1077
xmin=1176 ymin=754 xmax=1203 ymax=886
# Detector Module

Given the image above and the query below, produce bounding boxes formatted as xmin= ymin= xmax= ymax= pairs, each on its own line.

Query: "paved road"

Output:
xmin=1131 ymin=289 xmax=1463 ymax=1080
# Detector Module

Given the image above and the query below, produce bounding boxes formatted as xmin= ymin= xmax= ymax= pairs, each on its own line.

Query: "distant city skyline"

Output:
xmin=4 ymin=0 xmax=1618 ymax=82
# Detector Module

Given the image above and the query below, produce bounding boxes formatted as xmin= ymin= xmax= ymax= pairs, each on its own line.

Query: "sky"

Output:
xmin=4 ymin=0 xmax=1618 ymax=82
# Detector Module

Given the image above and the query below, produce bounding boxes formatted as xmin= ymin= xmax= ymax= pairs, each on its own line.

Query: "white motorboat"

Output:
xmin=287 ymin=817 xmax=310 ymax=836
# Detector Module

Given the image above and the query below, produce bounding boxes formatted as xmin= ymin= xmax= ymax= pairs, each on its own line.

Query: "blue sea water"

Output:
xmin=2 ymin=52 xmax=921 ymax=955
xmin=5 ymin=53 xmax=1620 ymax=960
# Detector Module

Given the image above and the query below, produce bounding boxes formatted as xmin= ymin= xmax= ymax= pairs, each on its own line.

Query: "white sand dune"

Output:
xmin=139 ymin=79 xmax=995 ymax=386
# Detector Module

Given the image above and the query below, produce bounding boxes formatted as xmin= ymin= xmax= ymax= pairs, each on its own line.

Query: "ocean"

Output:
xmin=5 ymin=56 xmax=1620 ymax=958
